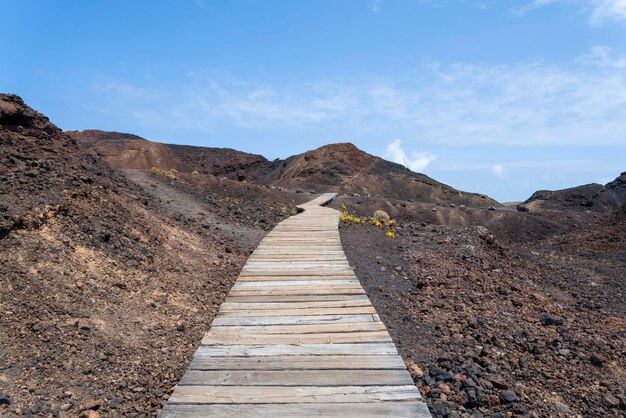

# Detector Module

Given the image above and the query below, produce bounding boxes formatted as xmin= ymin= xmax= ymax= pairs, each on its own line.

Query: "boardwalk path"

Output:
xmin=160 ymin=193 xmax=431 ymax=417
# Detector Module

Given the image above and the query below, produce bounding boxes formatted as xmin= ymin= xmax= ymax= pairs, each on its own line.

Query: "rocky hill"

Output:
xmin=0 ymin=95 xmax=297 ymax=417
xmin=524 ymin=173 xmax=626 ymax=212
xmin=71 ymin=131 xmax=500 ymax=207
xmin=255 ymin=143 xmax=499 ymax=207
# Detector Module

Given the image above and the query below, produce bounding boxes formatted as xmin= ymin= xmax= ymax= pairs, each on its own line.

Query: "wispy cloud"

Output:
xmin=88 ymin=46 xmax=626 ymax=148
xmin=492 ymin=164 xmax=505 ymax=178
xmin=590 ymin=0 xmax=626 ymax=25
xmin=512 ymin=0 xmax=562 ymax=16
xmin=513 ymin=0 xmax=626 ymax=25
xmin=383 ymin=139 xmax=436 ymax=172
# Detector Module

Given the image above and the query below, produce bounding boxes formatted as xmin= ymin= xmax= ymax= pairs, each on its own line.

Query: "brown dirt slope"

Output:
xmin=68 ymin=130 xmax=187 ymax=171
xmin=68 ymin=130 xmax=269 ymax=178
xmin=0 ymin=95 xmax=288 ymax=417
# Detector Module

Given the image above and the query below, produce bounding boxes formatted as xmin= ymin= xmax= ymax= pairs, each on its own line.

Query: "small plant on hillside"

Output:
xmin=164 ymin=169 xmax=177 ymax=180
xmin=191 ymin=170 xmax=199 ymax=175
xmin=340 ymin=209 xmax=397 ymax=238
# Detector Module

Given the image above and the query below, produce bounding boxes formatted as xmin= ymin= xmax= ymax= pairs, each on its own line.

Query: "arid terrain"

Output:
xmin=1 ymin=94 xmax=624 ymax=417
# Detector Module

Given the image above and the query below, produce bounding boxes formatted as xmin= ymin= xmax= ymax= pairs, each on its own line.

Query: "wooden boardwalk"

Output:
xmin=160 ymin=193 xmax=431 ymax=417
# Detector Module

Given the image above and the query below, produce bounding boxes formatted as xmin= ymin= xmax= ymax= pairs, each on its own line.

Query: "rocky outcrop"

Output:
xmin=524 ymin=174 xmax=626 ymax=212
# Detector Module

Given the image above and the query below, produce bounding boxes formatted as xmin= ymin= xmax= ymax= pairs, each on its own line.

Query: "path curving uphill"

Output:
xmin=160 ymin=193 xmax=431 ymax=417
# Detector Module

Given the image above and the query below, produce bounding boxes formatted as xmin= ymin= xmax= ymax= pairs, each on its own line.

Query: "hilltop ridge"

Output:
xmin=71 ymin=130 xmax=499 ymax=207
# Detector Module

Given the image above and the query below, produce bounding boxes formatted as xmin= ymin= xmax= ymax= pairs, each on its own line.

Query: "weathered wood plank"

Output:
xmin=218 ymin=307 xmax=377 ymax=317
xmin=237 ymin=275 xmax=358 ymax=282
xmin=201 ymin=331 xmax=392 ymax=345
xmin=167 ymin=385 xmax=420 ymax=404
xmin=212 ymin=314 xmax=380 ymax=326
xmin=220 ymin=299 xmax=372 ymax=310
xmin=208 ymin=322 xmax=387 ymax=334
xmin=188 ymin=354 xmax=407 ymax=370
xmin=160 ymin=402 xmax=431 ymax=418
xmin=179 ymin=369 xmax=412 ymax=386
xmin=224 ymin=294 xmax=369 ymax=302
xmin=238 ymin=271 xmax=356 ymax=277
xmin=232 ymin=280 xmax=360 ymax=288
xmin=228 ymin=287 xmax=366 ymax=296
xmin=195 ymin=343 xmax=399 ymax=356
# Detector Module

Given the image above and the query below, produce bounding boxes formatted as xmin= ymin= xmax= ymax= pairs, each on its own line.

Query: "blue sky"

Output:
xmin=2 ymin=0 xmax=625 ymax=201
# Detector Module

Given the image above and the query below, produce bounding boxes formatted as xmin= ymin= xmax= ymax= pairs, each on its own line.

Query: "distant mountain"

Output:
xmin=253 ymin=143 xmax=499 ymax=207
xmin=524 ymin=172 xmax=626 ymax=212
xmin=71 ymin=130 xmax=500 ymax=207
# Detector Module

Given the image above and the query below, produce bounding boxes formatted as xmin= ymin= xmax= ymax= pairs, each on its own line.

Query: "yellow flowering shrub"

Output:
xmin=340 ymin=210 xmax=397 ymax=239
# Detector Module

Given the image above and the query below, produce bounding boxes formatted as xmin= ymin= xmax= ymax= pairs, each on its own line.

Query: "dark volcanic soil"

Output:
xmin=337 ymin=199 xmax=625 ymax=417
xmin=0 ymin=95 xmax=290 ymax=417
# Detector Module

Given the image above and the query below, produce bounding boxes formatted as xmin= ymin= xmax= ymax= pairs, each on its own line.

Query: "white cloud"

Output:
xmin=512 ymin=0 xmax=562 ymax=16
xmin=590 ymin=0 xmax=626 ymax=24
xmin=492 ymin=164 xmax=505 ymax=178
xmin=384 ymin=139 xmax=436 ymax=172
xmin=514 ymin=0 xmax=626 ymax=24
xmin=576 ymin=46 xmax=626 ymax=68
xmin=89 ymin=46 xmax=626 ymax=148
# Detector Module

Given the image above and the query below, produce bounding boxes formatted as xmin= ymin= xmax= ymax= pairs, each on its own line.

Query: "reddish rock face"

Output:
xmin=74 ymin=131 xmax=500 ymax=207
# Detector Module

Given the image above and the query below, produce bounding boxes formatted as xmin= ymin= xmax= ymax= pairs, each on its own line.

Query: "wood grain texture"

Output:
xmin=159 ymin=193 xmax=431 ymax=417
xmin=168 ymin=385 xmax=422 ymax=404
xmin=160 ymin=402 xmax=432 ymax=418
xmin=188 ymin=354 xmax=407 ymax=370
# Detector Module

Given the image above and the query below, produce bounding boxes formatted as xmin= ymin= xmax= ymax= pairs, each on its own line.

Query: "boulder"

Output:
xmin=373 ymin=210 xmax=390 ymax=223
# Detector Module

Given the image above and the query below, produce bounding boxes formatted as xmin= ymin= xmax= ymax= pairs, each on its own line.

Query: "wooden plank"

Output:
xmin=194 ymin=343 xmax=399 ymax=356
xmin=212 ymin=314 xmax=380 ymax=326
xmin=220 ymin=299 xmax=373 ymax=310
xmin=218 ymin=307 xmax=377 ymax=317
xmin=239 ymin=271 xmax=356 ymax=277
xmin=246 ymin=256 xmax=347 ymax=260
xmin=188 ymin=354 xmax=407 ymax=370
xmin=232 ymin=280 xmax=360 ymax=288
xmin=179 ymin=369 xmax=412 ymax=386
xmin=224 ymin=294 xmax=369 ymax=302
xmin=160 ymin=402 xmax=431 ymax=418
xmin=238 ymin=275 xmax=357 ymax=282
xmin=243 ymin=263 xmax=350 ymax=268
xmin=228 ymin=287 xmax=366 ymax=296
xmin=167 ymin=385 xmax=420 ymax=404
xmin=208 ymin=322 xmax=387 ymax=334
xmin=201 ymin=331 xmax=392 ymax=345
xmin=244 ymin=263 xmax=350 ymax=268
xmin=231 ymin=283 xmax=361 ymax=291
